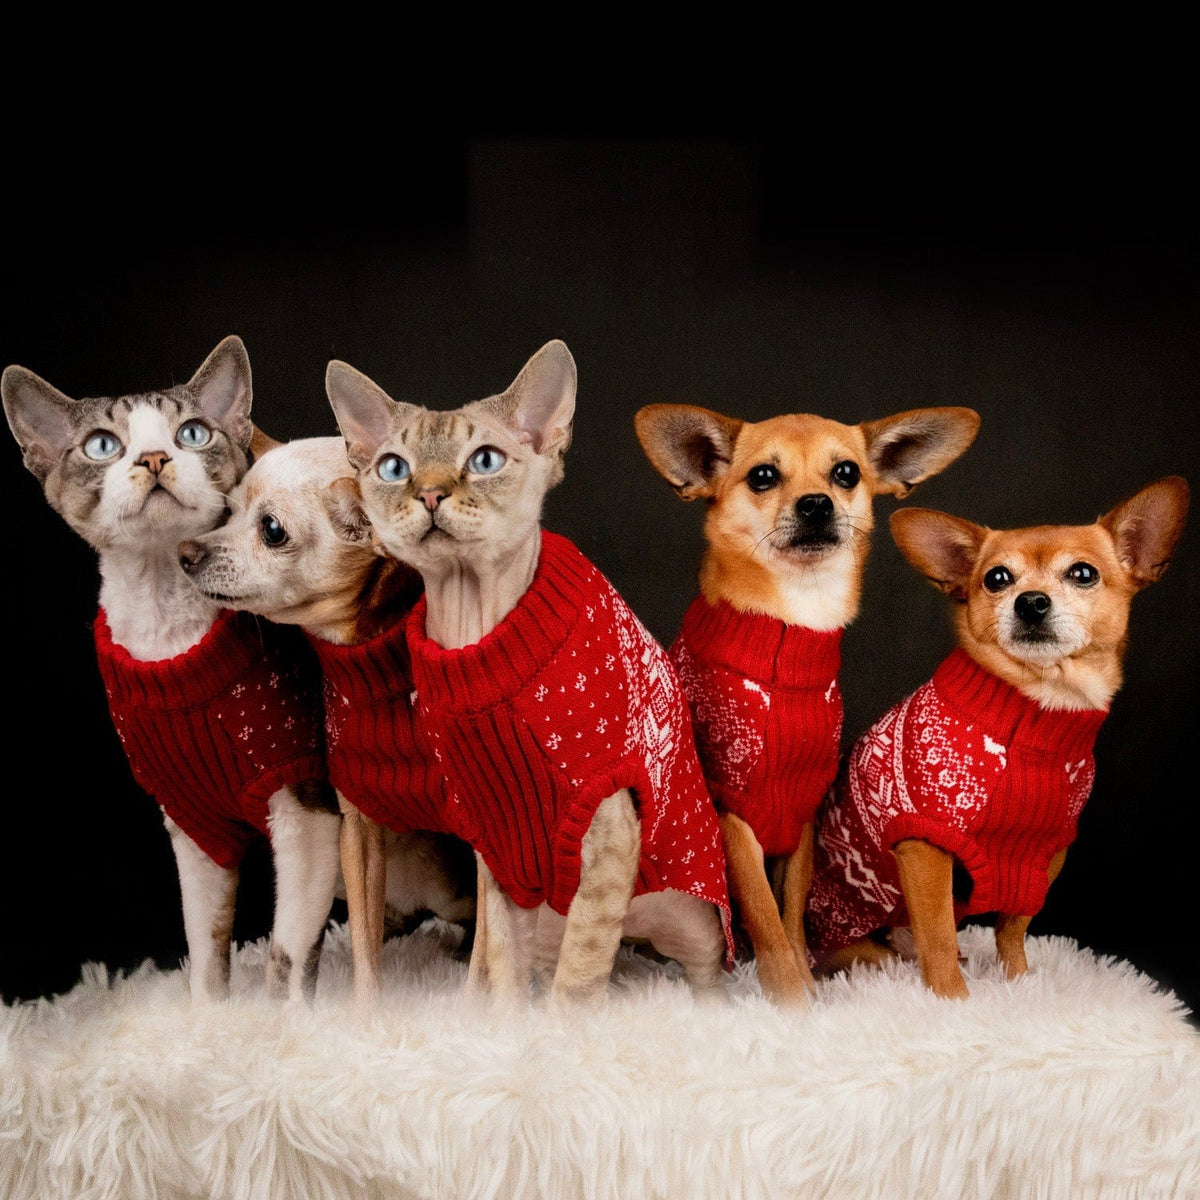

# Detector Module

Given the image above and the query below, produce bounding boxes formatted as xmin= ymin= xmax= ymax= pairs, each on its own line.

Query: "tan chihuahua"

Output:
xmin=806 ymin=477 xmax=1190 ymax=998
xmin=635 ymin=403 xmax=980 ymax=1004
xmin=178 ymin=434 xmax=476 ymax=1008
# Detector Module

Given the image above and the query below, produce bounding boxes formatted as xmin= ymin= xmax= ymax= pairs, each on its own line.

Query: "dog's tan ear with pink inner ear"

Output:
xmin=634 ymin=400 xmax=980 ymax=1006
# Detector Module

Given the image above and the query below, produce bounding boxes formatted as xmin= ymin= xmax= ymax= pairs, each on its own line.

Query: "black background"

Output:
xmin=2 ymin=103 xmax=1195 ymax=1017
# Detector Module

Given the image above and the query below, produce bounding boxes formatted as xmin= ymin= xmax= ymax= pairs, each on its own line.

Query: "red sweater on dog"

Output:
xmin=806 ymin=648 xmax=1107 ymax=958
xmin=406 ymin=531 xmax=732 ymax=955
xmin=670 ymin=596 xmax=843 ymax=856
xmin=306 ymin=620 xmax=455 ymax=837
xmin=94 ymin=608 xmax=327 ymax=870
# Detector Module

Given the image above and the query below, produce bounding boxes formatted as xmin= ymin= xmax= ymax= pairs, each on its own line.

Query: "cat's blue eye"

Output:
xmin=378 ymin=454 xmax=411 ymax=483
xmin=176 ymin=420 xmax=212 ymax=449
xmin=466 ymin=446 xmax=506 ymax=475
xmin=83 ymin=431 xmax=122 ymax=461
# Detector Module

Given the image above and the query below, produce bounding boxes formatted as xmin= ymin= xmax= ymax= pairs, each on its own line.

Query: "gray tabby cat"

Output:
xmin=1 ymin=337 xmax=341 ymax=1003
xmin=325 ymin=341 xmax=728 ymax=1006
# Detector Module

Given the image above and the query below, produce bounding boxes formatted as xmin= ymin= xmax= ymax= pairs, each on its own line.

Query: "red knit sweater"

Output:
xmin=406 ymin=531 xmax=732 ymax=956
xmin=806 ymin=648 xmax=1107 ymax=958
xmin=306 ymin=620 xmax=454 ymax=837
xmin=94 ymin=608 xmax=327 ymax=869
xmin=670 ymin=596 xmax=843 ymax=856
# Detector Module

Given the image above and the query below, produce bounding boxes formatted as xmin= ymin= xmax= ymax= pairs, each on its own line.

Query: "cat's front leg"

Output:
xmin=165 ymin=815 xmax=238 ymax=1003
xmin=474 ymin=854 xmax=538 ymax=1004
xmin=266 ymin=782 xmax=341 ymax=1002
xmin=550 ymin=789 xmax=640 ymax=1008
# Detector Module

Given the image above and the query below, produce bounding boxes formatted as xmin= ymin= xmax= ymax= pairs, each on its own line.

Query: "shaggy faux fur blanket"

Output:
xmin=3 ymin=924 xmax=1197 ymax=1200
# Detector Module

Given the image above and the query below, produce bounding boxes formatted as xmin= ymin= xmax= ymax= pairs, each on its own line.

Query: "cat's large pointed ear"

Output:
xmin=187 ymin=335 xmax=254 ymax=451
xmin=483 ymin=340 xmax=577 ymax=458
xmin=634 ymin=403 xmax=743 ymax=501
xmin=326 ymin=360 xmax=420 ymax=472
xmin=1 ymin=365 xmax=79 ymax=482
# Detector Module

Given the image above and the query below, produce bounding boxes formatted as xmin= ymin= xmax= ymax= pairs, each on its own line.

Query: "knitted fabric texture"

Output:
xmin=671 ymin=596 xmax=843 ymax=856
xmin=406 ymin=531 xmax=732 ymax=951
xmin=807 ymin=648 xmax=1107 ymax=958
xmin=306 ymin=619 xmax=454 ymax=837
xmin=94 ymin=609 xmax=327 ymax=870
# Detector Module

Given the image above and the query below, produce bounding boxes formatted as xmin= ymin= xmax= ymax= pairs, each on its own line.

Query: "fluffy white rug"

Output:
xmin=3 ymin=923 xmax=1197 ymax=1200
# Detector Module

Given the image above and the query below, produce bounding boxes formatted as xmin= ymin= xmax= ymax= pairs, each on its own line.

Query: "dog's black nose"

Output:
xmin=178 ymin=541 xmax=208 ymax=573
xmin=1014 ymin=591 xmax=1051 ymax=624
xmin=796 ymin=493 xmax=834 ymax=521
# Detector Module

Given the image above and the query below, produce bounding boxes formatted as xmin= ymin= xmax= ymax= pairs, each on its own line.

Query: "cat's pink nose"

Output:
xmin=419 ymin=488 xmax=446 ymax=512
xmin=136 ymin=450 xmax=171 ymax=476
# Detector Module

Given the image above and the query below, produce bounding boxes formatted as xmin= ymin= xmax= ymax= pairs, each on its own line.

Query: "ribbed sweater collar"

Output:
xmin=94 ymin=607 xmax=262 ymax=710
xmin=305 ymin=616 xmax=414 ymax=698
xmin=679 ymin=595 xmax=842 ymax=687
xmin=407 ymin=530 xmax=594 ymax=714
xmin=931 ymin=648 xmax=1107 ymax=757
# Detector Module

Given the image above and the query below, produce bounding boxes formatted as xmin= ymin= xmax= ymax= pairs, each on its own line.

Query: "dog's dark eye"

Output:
xmin=746 ymin=464 xmax=780 ymax=492
xmin=984 ymin=566 xmax=1014 ymax=592
xmin=260 ymin=514 xmax=288 ymax=547
xmin=1066 ymin=562 xmax=1099 ymax=587
xmin=831 ymin=460 xmax=860 ymax=489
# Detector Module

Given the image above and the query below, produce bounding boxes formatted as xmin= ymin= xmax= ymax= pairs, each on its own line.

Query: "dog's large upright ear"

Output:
xmin=634 ymin=404 xmax=745 ymax=501
xmin=187 ymin=335 xmax=254 ymax=453
xmin=1099 ymin=475 xmax=1190 ymax=589
xmin=326 ymin=360 xmax=418 ymax=472
xmin=890 ymin=507 xmax=989 ymax=600
xmin=1 ymin=365 xmax=78 ymax=482
xmin=861 ymin=407 xmax=980 ymax=499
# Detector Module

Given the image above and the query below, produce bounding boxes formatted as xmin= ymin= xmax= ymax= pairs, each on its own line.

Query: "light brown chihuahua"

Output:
xmin=635 ymin=402 xmax=979 ymax=1004
xmin=179 ymin=434 xmax=477 ymax=1009
xmin=806 ymin=476 xmax=1189 ymax=998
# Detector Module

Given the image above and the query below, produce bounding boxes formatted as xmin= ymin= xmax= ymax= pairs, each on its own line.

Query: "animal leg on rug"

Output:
xmin=339 ymin=799 xmax=389 ymax=1010
xmin=893 ymin=838 xmax=968 ymax=999
xmin=995 ymin=848 xmax=1067 ymax=980
xmin=550 ymin=791 xmax=641 ymax=1008
xmin=265 ymin=787 xmax=342 ymax=1002
xmin=722 ymin=811 xmax=811 ymax=1006
xmin=167 ymin=817 xmax=239 ymax=1003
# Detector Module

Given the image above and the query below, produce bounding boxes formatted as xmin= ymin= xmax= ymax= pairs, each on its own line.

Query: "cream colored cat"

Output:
xmin=325 ymin=341 xmax=733 ymax=1006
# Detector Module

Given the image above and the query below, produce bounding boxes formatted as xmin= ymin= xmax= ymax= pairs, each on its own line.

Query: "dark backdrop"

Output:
xmin=2 ymin=132 xmax=1195 ymax=1017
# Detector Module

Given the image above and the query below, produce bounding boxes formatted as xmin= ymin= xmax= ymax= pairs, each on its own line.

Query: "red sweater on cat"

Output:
xmin=806 ymin=648 xmax=1107 ymax=958
xmin=94 ymin=608 xmax=327 ymax=869
xmin=670 ymin=596 xmax=843 ymax=857
xmin=406 ymin=531 xmax=732 ymax=955
xmin=305 ymin=621 xmax=455 ymax=838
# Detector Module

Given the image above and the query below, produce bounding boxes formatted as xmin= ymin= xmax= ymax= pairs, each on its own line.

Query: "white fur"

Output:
xmin=265 ymin=792 xmax=343 ymax=1001
xmin=98 ymin=406 xmax=227 ymax=659
xmin=165 ymin=814 xmax=238 ymax=1003
xmin=764 ymin=546 xmax=862 ymax=631
xmin=4 ymin=925 xmax=1196 ymax=1199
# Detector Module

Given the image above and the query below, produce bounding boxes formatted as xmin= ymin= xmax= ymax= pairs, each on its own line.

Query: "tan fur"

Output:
xmin=636 ymin=400 xmax=980 ymax=1005
xmin=327 ymin=343 xmax=727 ymax=1004
xmin=855 ymin=477 xmax=1191 ymax=997
xmin=180 ymin=436 xmax=475 ymax=1011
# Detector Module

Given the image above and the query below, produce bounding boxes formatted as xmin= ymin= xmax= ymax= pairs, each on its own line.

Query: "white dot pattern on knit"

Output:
xmin=508 ymin=563 xmax=729 ymax=909
xmin=672 ymin=640 xmax=769 ymax=794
